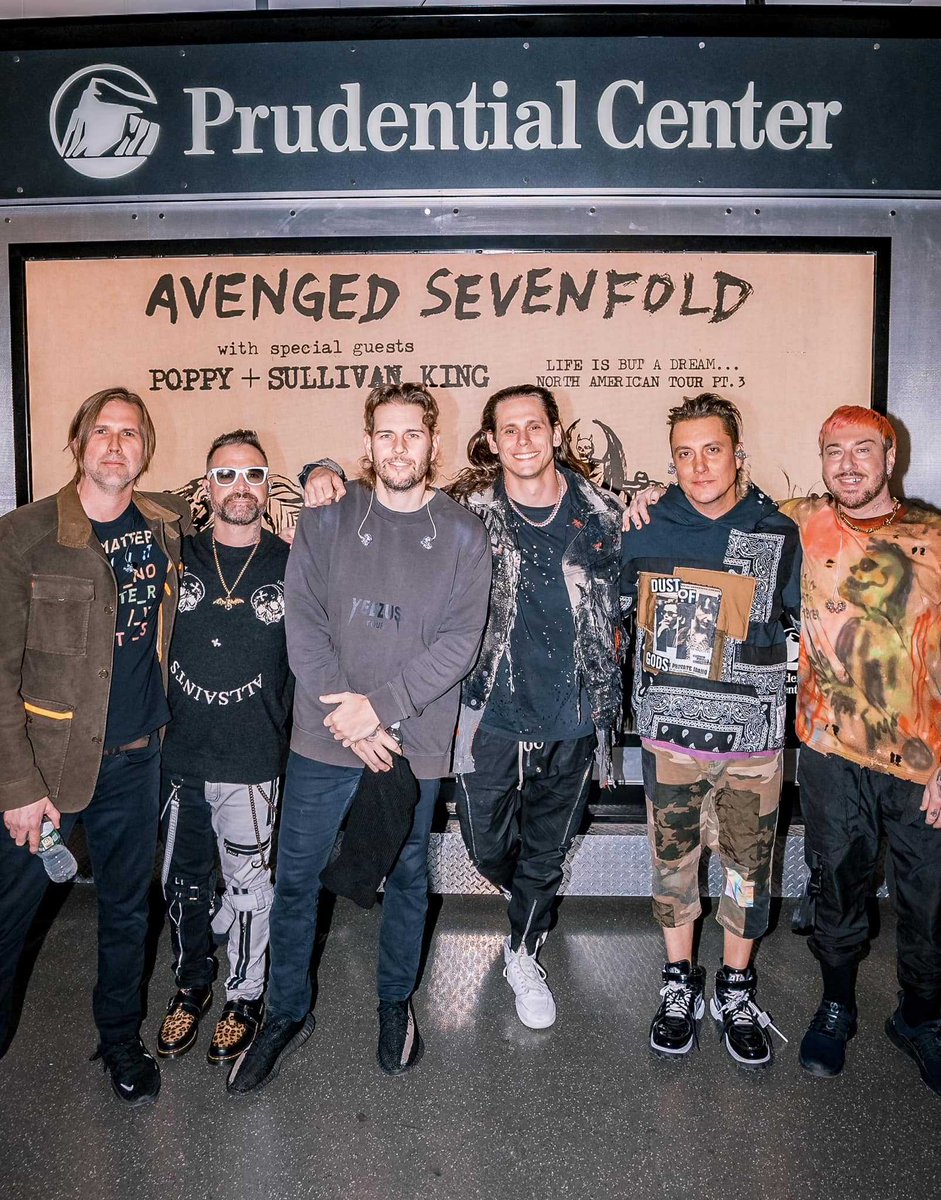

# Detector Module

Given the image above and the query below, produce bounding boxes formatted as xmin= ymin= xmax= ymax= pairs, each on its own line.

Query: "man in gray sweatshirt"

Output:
xmin=227 ymin=383 xmax=491 ymax=1094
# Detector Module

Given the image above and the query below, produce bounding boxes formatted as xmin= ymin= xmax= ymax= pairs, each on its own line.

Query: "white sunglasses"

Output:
xmin=207 ymin=466 xmax=270 ymax=487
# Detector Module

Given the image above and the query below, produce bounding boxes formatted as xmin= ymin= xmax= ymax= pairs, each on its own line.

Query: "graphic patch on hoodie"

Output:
xmin=638 ymin=567 xmax=756 ymax=682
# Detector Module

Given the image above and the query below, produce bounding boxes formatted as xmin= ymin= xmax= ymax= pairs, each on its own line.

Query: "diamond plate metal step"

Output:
xmin=427 ymin=821 xmax=887 ymax=900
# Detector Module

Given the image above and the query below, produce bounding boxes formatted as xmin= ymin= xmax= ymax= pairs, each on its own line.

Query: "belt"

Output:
xmin=102 ymin=735 xmax=151 ymax=757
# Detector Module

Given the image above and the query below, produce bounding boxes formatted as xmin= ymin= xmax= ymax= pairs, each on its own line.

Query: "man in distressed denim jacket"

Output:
xmin=450 ymin=384 xmax=624 ymax=1031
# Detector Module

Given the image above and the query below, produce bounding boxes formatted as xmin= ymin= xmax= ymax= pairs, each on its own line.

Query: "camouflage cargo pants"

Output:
xmin=641 ymin=742 xmax=783 ymax=940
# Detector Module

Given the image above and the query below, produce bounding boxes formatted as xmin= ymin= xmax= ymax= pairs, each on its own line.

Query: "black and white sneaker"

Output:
xmin=226 ymin=1012 xmax=316 ymax=1097
xmin=92 ymin=1036 xmax=161 ymax=1107
xmin=710 ymin=964 xmax=786 ymax=1069
xmin=649 ymin=960 xmax=706 ymax=1057
xmin=377 ymin=999 xmax=424 ymax=1076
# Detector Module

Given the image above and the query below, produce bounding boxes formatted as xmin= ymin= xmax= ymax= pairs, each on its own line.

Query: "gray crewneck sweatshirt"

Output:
xmin=285 ymin=482 xmax=491 ymax=779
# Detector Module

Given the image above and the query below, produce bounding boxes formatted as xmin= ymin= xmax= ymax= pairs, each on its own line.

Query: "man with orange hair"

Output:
xmin=628 ymin=403 xmax=941 ymax=1093
xmin=781 ymin=406 xmax=941 ymax=1092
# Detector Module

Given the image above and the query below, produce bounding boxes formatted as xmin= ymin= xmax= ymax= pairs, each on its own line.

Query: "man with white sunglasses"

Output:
xmin=155 ymin=430 xmax=293 ymax=1073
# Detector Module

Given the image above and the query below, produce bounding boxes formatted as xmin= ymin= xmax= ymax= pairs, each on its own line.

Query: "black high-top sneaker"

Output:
xmin=710 ymin=964 xmax=786 ymax=1069
xmin=649 ymin=960 xmax=706 ymax=1057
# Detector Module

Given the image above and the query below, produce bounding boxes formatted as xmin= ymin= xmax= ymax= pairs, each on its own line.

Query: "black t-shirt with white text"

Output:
xmin=91 ymin=502 xmax=170 ymax=747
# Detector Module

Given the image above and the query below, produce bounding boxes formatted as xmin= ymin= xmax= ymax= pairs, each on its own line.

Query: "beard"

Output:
xmin=827 ymin=468 xmax=890 ymax=512
xmin=374 ymin=450 xmax=432 ymax=493
xmin=214 ymin=493 xmax=263 ymax=526
xmin=83 ymin=459 xmax=139 ymax=494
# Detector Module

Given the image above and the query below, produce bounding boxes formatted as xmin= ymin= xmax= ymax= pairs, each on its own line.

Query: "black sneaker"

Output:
xmin=885 ymin=1007 xmax=941 ymax=1097
xmin=799 ymin=1001 xmax=857 ymax=1077
xmin=649 ymin=961 xmax=706 ymax=1057
xmin=226 ymin=1012 xmax=315 ymax=1097
xmin=92 ymin=1036 xmax=161 ymax=1107
xmin=710 ymin=964 xmax=786 ymax=1069
xmin=377 ymin=999 xmax=424 ymax=1076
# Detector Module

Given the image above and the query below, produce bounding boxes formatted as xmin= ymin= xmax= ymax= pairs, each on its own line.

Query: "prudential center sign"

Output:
xmin=10 ymin=35 xmax=934 ymax=198
xmin=47 ymin=66 xmax=845 ymax=178
xmin=181 ymin=79 xmax=843 ymax=156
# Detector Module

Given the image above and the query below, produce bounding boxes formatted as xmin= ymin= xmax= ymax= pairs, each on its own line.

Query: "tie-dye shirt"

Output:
xmin=781 ymin=496 xmax=941 ymax=785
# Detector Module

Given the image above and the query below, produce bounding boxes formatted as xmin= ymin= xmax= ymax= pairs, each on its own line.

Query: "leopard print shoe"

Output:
xmin=156 ymin=986 xmax=213 ymax=1058
xmin=207 ymin=997 xmax=265 ymax=1065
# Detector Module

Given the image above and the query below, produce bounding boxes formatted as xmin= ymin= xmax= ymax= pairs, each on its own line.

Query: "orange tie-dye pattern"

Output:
xmin=784 ymin=496 xmax=941 ymax=785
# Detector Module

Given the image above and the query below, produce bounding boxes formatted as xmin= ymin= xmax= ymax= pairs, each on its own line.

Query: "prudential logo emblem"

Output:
xmin=49 ymin=64 xmax=159 ymax=179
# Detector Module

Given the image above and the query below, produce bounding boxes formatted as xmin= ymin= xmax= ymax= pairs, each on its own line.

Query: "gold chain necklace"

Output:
xmin=836 ymin=497 xmax=901 ymax=534
xmin=506 ymin=471 xmax=567 ymax=528
xmin=212 ymin=535 xmax=260 ymax=610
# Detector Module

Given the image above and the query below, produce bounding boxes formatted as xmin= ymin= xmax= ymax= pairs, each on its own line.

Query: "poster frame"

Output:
xmin=8 ymin=231 xmax=891 ymax=507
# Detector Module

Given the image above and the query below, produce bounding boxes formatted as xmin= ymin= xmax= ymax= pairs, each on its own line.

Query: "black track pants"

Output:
xmin=799 ymin=745 xmax=941 ymax=1004
xmin=456 ymin=727 xmax=595 ymax=954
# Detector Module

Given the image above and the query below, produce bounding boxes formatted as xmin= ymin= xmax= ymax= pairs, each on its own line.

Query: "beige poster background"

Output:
xmin=25 ymin=249 xmax=875 ymax=501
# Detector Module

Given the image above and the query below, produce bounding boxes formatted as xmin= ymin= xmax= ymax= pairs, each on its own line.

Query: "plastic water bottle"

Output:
xmin=38 ymin=818 xmax=78 ymax=883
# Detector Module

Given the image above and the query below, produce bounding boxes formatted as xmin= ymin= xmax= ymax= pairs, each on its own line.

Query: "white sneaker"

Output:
xmin=503 ymin=938 xmax=556 ymax=1029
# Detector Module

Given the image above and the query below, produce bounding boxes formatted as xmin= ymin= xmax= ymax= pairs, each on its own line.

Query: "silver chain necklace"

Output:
xmin=506 ymin=471 xmax=567 ymax=528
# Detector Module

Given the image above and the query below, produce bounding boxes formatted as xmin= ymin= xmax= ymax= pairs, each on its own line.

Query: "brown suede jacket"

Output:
xmin=0 ymin=482 xmax=190 ymax=813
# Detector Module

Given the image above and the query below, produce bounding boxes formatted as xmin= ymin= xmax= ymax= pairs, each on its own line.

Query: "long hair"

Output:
xmin=360 ymin=382 xmax=440 ymax=490
xmin=448 ymin=384 xmax=589 ymax=500
xmin=67 ymin=387 xmax=156 ymax=482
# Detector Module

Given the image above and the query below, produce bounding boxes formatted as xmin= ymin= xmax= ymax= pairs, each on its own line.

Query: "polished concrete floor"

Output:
xmin=1 ymin=888 xmax=938 ymax=1200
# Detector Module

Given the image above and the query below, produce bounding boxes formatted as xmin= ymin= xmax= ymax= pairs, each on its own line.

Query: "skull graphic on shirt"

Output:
xmin=251 ymin=582 xmax=285 ymax=625
xmin=178 ymin=571 xmax=206 ymax=613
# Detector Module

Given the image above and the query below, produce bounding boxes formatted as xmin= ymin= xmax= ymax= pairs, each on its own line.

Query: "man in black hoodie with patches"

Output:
xmin=621 ymin=393 xmax=801 ymax=1069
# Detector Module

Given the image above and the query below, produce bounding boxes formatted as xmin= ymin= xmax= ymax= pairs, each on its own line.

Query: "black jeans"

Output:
xmin=456 ymin=727 xmax=595 ymax=955
xmin=0 ymin=737 xmax=161 ymax=1052
xmin=799 ymin=744 xmax=941 ymax=1004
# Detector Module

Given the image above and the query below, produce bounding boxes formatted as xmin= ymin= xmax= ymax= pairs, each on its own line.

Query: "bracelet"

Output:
xmin=365 ymin=725 xmax=382 ymax=742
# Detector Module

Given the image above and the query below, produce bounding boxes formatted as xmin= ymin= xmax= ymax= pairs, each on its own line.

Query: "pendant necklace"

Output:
xmin=825 ymin=518 xmax=849 ymax=614
xmin=506 ymin=471 xmax=567 ymax=528
xmin=212 ymin=535 xmax=260 ymax=610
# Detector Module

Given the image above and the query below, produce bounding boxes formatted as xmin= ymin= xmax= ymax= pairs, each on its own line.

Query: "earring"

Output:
xmin=667 ymin=463 xmax=677 ymax=475
xmin=734 ymin=447 xmax=751 ymax=498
